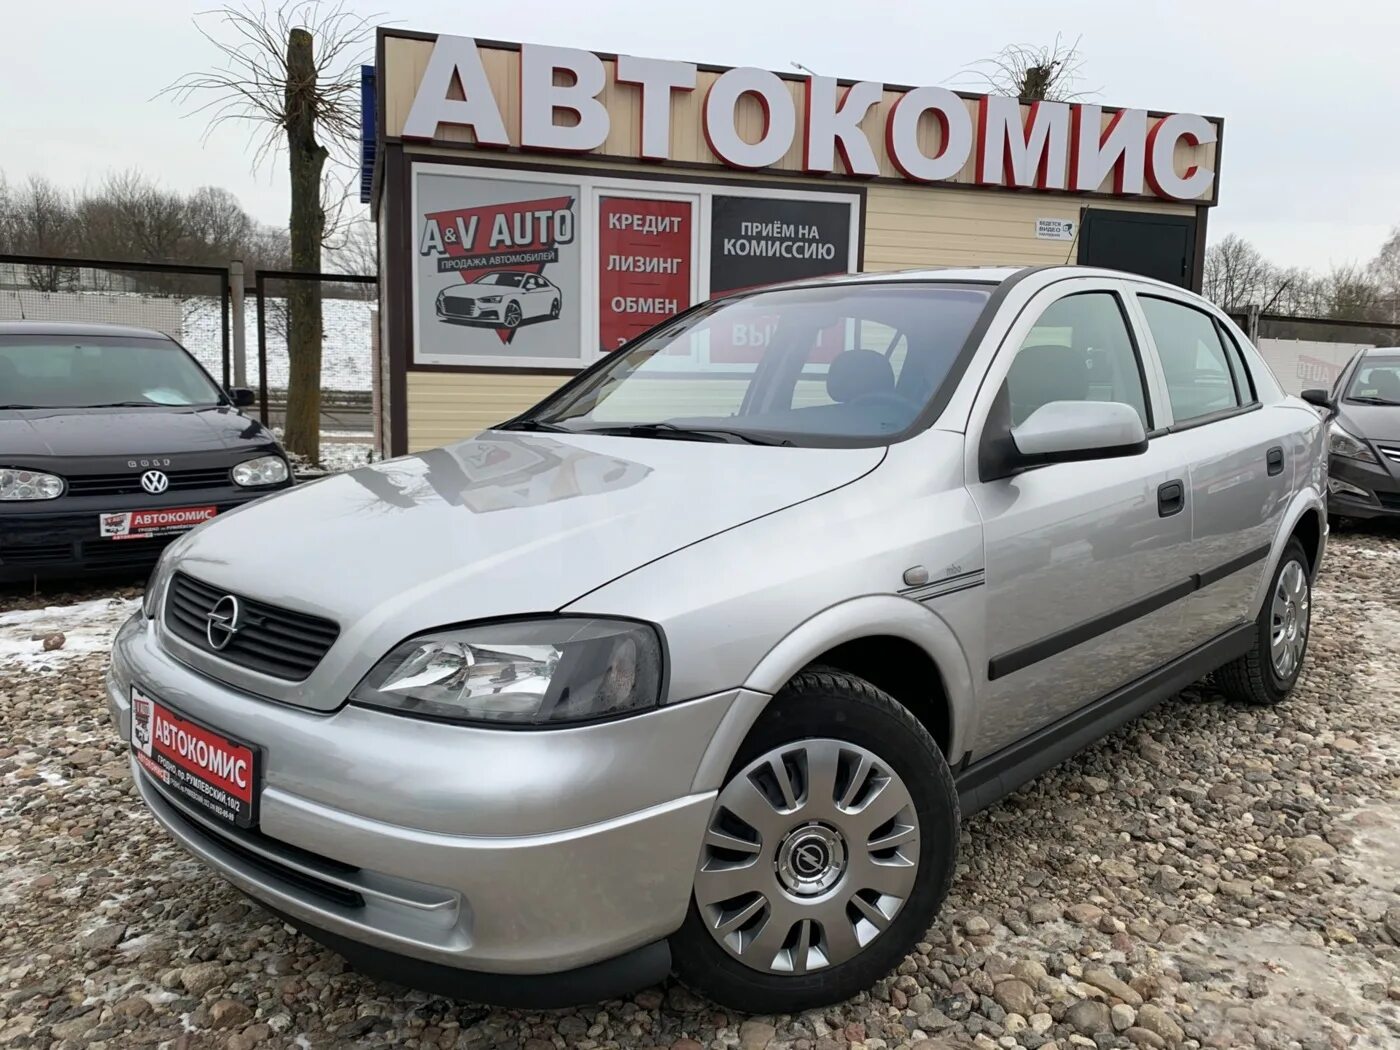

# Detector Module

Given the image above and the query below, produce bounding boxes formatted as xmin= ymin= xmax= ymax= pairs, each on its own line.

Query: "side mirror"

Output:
xmin=227 ymin=387 xmax=256 ymax=408
xmin=1300 ymin=388 xmax=1334 ymax=412
xmin=1011 ymin=400 xmax=1148 ymax=464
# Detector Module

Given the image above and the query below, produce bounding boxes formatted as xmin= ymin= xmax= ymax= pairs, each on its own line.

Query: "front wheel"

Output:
xmin=670 ymin=669 xmax=958 ymax=1013
xmin=503 ymin=301 xmax=523 ymax=328
xmin=1213 ymin=538 xmax=1311 ymax=705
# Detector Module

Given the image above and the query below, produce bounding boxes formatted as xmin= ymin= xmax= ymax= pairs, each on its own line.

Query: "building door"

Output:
xmin=1078 ymin=209 xmax=1198 ymax=290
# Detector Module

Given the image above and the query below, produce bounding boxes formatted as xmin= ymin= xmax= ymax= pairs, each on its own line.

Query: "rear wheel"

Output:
xmin=549 ymin=298 xmax=561 ymax=318
xmin=1214 ymin=538 xmax=1311 ymax=705
xmin=670 ymin=668 xmax=958 ymax=1012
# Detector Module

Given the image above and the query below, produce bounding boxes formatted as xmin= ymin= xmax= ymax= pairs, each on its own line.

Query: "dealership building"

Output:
xmin=367 ymin=29 xmax=1223 ymax=456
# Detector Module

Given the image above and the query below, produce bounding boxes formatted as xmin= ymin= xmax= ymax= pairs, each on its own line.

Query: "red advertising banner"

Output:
xmin=597 ymin=198 xmax=692 ymax=351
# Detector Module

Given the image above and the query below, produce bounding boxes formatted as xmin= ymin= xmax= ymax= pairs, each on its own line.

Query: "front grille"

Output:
xmin=441 ymin=297 xmax=477 ymax=318
xmin=155 ymin=785 xmax=365 ymax=909
xmin=164 ymin=572 xmax=339 ymax=680
xmin=1377 ymin=444 xmax=1400 ymax=465
xmin=66 ymin=468 xmax=234 ymax=498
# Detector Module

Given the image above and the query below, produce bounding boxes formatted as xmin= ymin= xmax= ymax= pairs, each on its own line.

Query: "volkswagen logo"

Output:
xmin=140 ymin=470 xmax=170 ymax=495
xmin=792 ymin=841 xmax=829 ymax=878
xmin=205 ymin=595 xmax=243 ymax=651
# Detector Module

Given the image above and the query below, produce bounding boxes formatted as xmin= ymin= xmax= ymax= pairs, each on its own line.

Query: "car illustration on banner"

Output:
xmin=436 ymin=271 xmax=562 ymax=330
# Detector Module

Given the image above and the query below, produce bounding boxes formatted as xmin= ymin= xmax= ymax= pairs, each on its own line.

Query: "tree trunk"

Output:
xmin=282 ymin=26 xmax=326 ymax=465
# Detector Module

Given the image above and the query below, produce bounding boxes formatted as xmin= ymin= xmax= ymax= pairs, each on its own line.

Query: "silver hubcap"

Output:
xmin=1270 ymin=559 xmax=1310 ymax=680
xmin=693 ymin=739 xmax=920 ymax=975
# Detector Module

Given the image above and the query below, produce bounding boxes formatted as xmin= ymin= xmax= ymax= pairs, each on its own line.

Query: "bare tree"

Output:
xmin=12 ymin=177 xmax=79 ymax=291
xmin=1369 ymin=226 xmax=1400 ymax=323
xmin=962 ymin=35 xmax=1093 ymax=102
xmin=164 ymin=1 xmax=375 ymax=464
xmin=324 ymin=217 xmax=377 ymax=298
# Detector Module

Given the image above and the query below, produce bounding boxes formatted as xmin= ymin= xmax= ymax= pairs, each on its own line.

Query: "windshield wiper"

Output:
xmin=1346 ymin=396 xmax=1400 ymax=406
xmin=496 ymin=418 xmax=572 ymax=432
xmin=82 ymin=401 xmax=164 ymax=408
xmin=0 ymin=404 xmax=43 ymax=409
xmin=581 ymin=422 xmax=792 ymax=446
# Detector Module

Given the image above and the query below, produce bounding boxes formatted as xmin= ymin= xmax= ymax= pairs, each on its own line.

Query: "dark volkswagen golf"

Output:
xmin=0 ymin=322 xmax=293 ymax=583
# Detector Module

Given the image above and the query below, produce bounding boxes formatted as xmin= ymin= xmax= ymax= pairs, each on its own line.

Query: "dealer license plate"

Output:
xmin=99 ymin=505 xmax=217 ymax=541
xmin=130 ymin=686 xmax=260 ymax=828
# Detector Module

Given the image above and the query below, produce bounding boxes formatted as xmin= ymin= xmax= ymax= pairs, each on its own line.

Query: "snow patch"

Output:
xmin=0 ymin=597 xmax=139 ymax=672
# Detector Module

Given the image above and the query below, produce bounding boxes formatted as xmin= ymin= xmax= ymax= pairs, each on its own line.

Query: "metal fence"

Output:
xmin=0 ymin=253 xmax=231 ymax=383
xmin=1253 ymin=313 xmax=1400 ymax=395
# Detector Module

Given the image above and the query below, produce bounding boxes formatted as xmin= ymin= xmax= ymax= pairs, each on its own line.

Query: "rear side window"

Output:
xmin=1003 ymin=291 xmax=1149 ymax=427
xmin=1139 ymin=297 xmax=1246 ymax=424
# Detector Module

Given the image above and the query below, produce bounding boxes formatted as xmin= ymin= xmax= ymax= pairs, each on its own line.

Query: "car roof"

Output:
xmin=0 ymin=320 xmax=174 ymax=340
xmin=1361 ymin=346 xmax=1400 ymax=358
xmin=760 ymin=264 xmax=1203 ymax=297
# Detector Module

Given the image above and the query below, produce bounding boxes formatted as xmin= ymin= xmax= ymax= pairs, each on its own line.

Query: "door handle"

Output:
xmin=1267 ymin=446 xmax=1285 ymax=476
xmin=1158 ymin=480 xmax=1185 ymax=517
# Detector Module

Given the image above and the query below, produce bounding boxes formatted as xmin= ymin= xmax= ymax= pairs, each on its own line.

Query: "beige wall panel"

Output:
xmin=861 ymin=185 xmax=1195 ymax=272
xmin=382 ymin=36 xmax=1220 ymax=203
xmin=406 ymin=371 xmax=569 ymax=451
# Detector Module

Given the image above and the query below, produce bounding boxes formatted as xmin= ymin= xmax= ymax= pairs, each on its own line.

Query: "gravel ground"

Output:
xmin=2 ymin=528 xmax=1398 ymax=1050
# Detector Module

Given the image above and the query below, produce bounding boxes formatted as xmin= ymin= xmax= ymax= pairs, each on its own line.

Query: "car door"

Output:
xmin=1129 ymin=289 xmax=1293 ymax=645
xmin=523 ymin=275 xmax=548 ymax=316
xmin=964 ymin=279 xmax=1197 ymax=757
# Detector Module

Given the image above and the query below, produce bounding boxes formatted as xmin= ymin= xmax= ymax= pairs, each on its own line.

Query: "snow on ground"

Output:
xmin=182 ymin=296 xmax=373 ymax=392
xmin=0 ymin=597 xmax=139 ymax=673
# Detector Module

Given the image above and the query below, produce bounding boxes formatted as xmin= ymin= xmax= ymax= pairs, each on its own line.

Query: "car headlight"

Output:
xmin=352 ymin=617 xmax=664 ymax=726
xmin=231 ymin=455 xmax=290 ymax=487
xmin=1328 ymin=421 xmax=1378 ymax=464
xmin=0 ymin=467 xmax=65 ymax=501
xmin=478 ymin=295 xmax=503 ymax=303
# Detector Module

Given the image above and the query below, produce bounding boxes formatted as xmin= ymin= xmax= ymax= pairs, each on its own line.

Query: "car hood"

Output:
xmin=0 ymin=406 xmax=274 ymax=460
xmin=1336 ymin=403 xmax=1400 ymax=444
xmin=167 ymin=430 xmax=884 ymax=708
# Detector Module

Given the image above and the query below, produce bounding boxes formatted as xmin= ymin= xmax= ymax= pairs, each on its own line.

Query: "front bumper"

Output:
xmin=108 ymin=613 xmax=758 ymax=990
xmin=436 ymin=300 xmax=502 ymax=323
xmin=0 ymin=486 xmax=286 ymax=582
xmin=1326 ymin=454 xmax=1400 ymax=519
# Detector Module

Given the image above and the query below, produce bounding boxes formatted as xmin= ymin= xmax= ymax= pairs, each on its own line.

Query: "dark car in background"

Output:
xmin=0 ymin=322 xmax=293 ymax=583
xmin=1304 ymin=346 xmax=1400 ymax=519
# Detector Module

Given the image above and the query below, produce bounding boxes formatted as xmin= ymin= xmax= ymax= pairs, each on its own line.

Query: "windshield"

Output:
xmin=475 ymin=272 xmax=525 ymax=287
xmin=0 ymin=335 xmax=224 ymax=409
xmin=528 ymin=283 xmax=992 ymax=445
xmin=1346 ymin=357 xmax=1400 ymax=404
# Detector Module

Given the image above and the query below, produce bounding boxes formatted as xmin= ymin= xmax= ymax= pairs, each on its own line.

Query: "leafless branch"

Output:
xmin=959 ymin=35 xmax=1097 ymax=102
xmin=160 ymin=1 xmax=376 ymax=175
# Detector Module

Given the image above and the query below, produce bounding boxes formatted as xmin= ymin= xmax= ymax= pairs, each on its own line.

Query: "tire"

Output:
xmin=503 ymin=301 xmax=522 ymax=328
xmin=1213 ymin=538 xmax=1311 ymax=706
xmin=670 ymin=668 xmax=959 ymax=1013
xmin=550 ymin=298 xmax=561 ymax=318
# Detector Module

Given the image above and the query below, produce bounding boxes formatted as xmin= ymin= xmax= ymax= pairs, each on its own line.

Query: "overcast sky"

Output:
xmin=1 ymin=0 xmax=1394 ymax=271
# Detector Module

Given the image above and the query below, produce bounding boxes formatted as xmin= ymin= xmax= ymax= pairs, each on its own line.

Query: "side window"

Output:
xmin=1003 ymin=292 xmax=1148 ymax=427
xmin=1139 ymin=296 xmax=1243 ymax=423
xmin=1215 ymin=323 xmax=1257 ymax=403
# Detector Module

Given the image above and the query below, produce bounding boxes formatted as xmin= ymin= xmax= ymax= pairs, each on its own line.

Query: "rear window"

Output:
xmin=0 ymin=335 xmax=223 ymax=409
